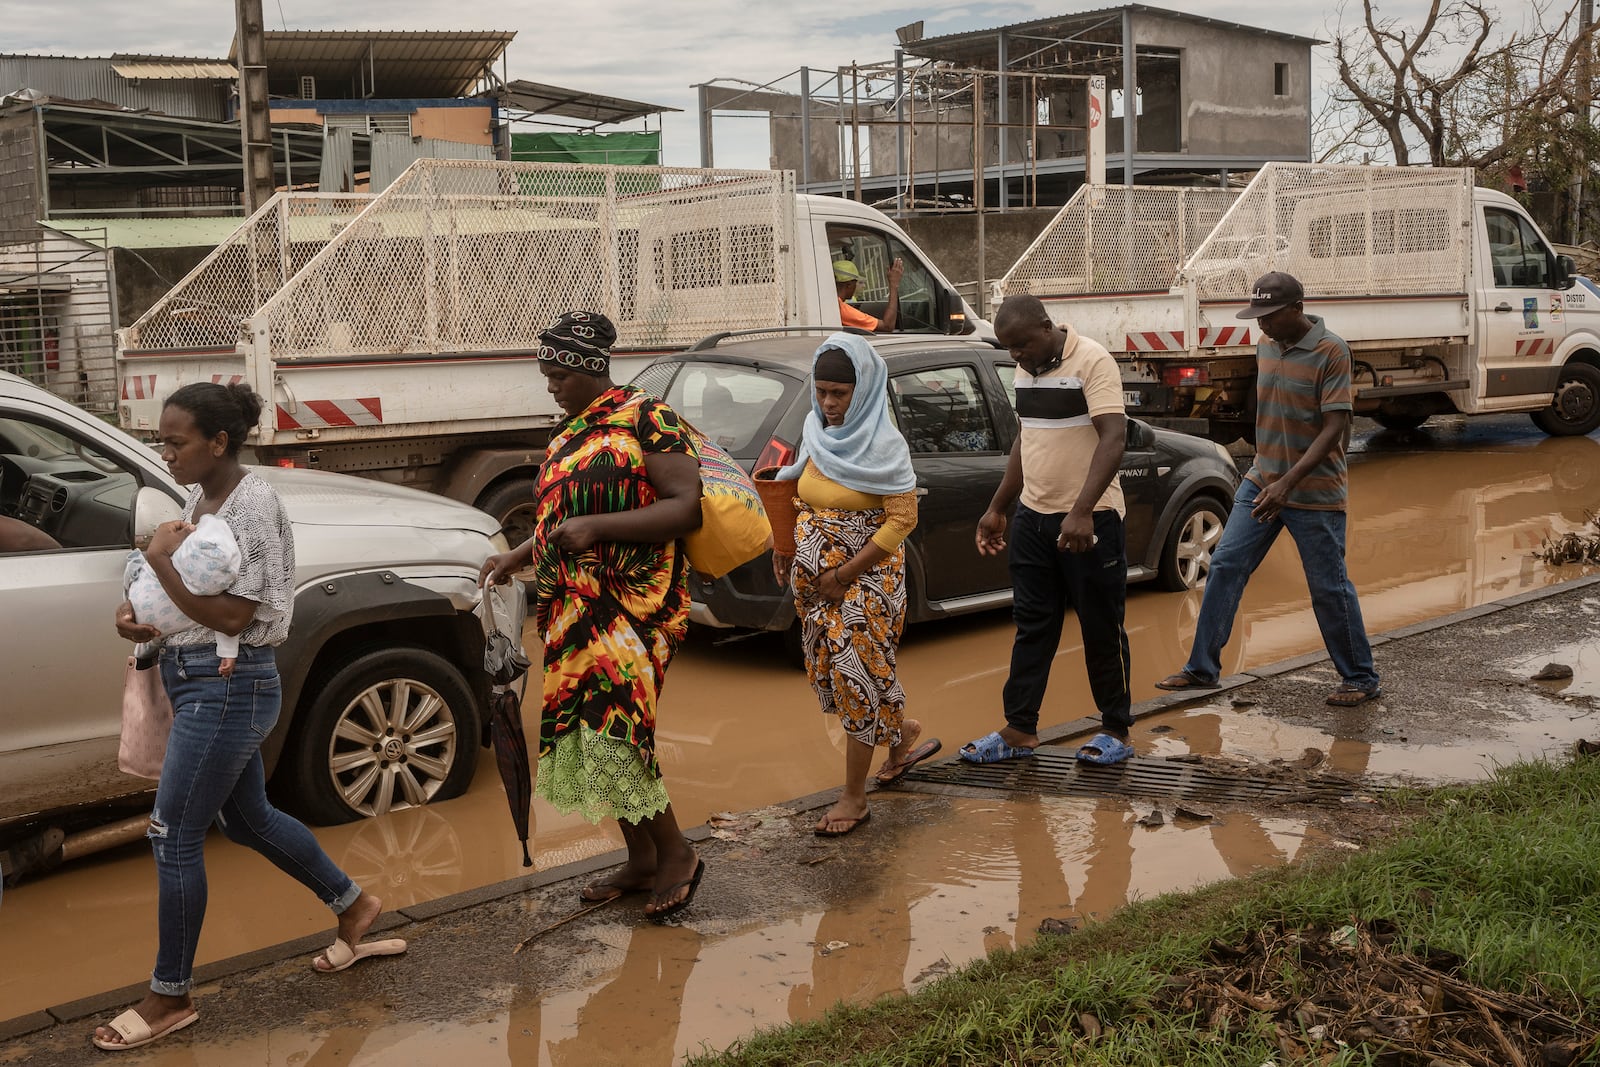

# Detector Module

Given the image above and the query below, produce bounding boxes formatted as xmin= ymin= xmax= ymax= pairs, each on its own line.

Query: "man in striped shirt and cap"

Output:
xmin=1156 ymin=272 xmax=1382 ymax=707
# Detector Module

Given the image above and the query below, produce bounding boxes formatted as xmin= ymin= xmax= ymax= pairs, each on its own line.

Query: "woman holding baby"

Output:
xmin=95 ymin=382 xmax=403 ymax=1053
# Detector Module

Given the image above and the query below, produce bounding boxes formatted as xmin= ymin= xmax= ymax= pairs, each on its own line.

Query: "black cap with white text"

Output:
xmin=1235 ymin=271 xmax=1304 ymax=320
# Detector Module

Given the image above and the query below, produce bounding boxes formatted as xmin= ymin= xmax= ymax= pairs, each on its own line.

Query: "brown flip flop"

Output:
xmin=1154 ymin=670 xmax=1218 ymax=691
xmin=1326 ymin=685 xmax=1383 ymax=707
xmin=874 ymin=738 xmax=943 ymax=784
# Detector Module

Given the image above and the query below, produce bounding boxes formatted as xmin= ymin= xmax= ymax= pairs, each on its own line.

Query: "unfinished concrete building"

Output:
xmin=698 ymin=4 xmax=1316 ymax=213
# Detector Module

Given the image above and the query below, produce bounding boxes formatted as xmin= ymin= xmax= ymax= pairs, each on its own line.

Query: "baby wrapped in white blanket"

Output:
xmin=124 ymin=513 xmax=242 ymax=675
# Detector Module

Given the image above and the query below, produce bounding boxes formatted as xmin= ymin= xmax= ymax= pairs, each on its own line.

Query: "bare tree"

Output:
xmin=1320 ymin=0 xmax=1600 ymax=237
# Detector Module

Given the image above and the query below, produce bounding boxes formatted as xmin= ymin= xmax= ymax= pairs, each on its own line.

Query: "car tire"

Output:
xmin=1373 ymin=413 xmax=1429 ymax=432
xmin=477 ymin=478 xmax=539 ymax=547
xmin=1156 ymin=495 xmax=1227 ymax=592
xmin=1531 ymin=362 xmax=1600 ymax=437
xmin=277 ymin=647 xmax=480 ymax=825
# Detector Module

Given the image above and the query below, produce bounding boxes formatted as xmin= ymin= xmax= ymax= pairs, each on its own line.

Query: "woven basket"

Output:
xmin=752 ymin=468 xmax=799 ymax=555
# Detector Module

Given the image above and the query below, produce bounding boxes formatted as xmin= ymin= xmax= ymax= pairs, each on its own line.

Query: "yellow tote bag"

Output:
xmin=682 ymin=430 xmax=773 ymax=579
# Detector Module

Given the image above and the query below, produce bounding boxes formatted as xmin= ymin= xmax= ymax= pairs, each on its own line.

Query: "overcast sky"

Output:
xmin=7 ymin=0 xmax=1526 ymax=167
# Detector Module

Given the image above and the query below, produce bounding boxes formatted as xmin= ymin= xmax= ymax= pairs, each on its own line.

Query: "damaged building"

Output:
xmin=698 ymin=4 xmax=1316 ymax=213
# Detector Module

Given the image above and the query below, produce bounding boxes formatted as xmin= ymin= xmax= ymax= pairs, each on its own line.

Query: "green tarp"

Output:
xmin=510 ymin=131 xmax=661 ymax=166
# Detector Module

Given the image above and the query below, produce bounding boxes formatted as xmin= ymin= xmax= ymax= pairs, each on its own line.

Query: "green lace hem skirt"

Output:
xmin=535 ymin=723 xmax=671 ymax=825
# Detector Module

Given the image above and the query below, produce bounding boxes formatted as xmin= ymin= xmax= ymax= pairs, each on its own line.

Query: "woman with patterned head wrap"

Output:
xmin=771 ymin=334 xmax=941 ymax=836
xmin=481 ymin=311 xmax=706 ymax=921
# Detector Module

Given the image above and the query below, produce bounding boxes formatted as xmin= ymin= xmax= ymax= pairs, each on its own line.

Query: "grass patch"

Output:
xmin=692 ymin=756 xmax=1600 ymax=1066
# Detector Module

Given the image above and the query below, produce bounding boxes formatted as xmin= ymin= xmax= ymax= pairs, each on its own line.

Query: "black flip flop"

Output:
xmin=578 ymin=879 xmax=649 ymax=904
xmin=646 ymin=858 xmax=706 ymax=924
xmin=813 ymin=809 xmax=872 ymax=837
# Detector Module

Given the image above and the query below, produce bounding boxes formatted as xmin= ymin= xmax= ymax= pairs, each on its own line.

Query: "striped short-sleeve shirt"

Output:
xmin=1244 ymin=315 xmax=1353 ymax=511
xmin=1015 ymin=325 xmax=1125 ymax=517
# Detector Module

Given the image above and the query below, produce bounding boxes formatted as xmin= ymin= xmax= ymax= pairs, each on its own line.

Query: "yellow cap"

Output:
xmin=832 ymin=260 xmax=862 ymax=283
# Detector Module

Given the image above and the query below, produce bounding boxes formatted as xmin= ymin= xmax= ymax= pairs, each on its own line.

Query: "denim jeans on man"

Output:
xmin=151 ymin=643 xmax=359 ymax=995
xmin=1002 ymin=504 xmax=1133 ymax=737
xmin=1181 ymin=480 xmax=1379 ymax=690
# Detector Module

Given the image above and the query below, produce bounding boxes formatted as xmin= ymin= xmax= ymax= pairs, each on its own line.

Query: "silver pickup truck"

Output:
xmin=0 ymin=372 xmax=517 ymax=882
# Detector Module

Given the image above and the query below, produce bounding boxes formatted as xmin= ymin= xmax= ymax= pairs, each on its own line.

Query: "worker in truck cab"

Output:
xmin=835 ymin=258 xmax=903 ymax=333
xmin=1155 ymin=272 xmax=1383 ymax=709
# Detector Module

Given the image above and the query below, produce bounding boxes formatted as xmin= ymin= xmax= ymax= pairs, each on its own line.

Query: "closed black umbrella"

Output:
xmin=479 ymin=583 xmax=534 ymax=867
xmin=489 ymin=682 xmax=534 ymax=867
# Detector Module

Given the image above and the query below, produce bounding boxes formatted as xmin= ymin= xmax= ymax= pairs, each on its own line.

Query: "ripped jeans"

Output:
xmin=150 ymin=643 xmax=359 ymax=995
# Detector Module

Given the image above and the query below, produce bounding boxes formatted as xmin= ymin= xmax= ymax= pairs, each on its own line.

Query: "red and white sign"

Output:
xmin=211 ymin=374 xmax=244 ymax=386
xmin=121 ymin=374 xmax=158 ymax=400
xmin=1514 ymin=337 xmax=1555 ymax=358
xmin=1123 ymin=326 xmax=1252 ymax=353
xmin=1087 ymin=76 xmax=1106 ymax=198
xmin=276 ymin=398 xmax=384 ymax=430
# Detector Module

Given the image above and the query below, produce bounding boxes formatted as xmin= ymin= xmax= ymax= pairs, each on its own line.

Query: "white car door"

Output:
xmin=1477 ymin=205 xmax=1562 ymax=407
xmin=0 ymin=402 xmax=176 ymax=821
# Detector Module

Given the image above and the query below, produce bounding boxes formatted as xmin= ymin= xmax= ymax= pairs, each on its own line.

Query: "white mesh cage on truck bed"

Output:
xmin=1184 ymin=163 xmax=1474 ymax=301
xmin=999 ymin=186 xmax=1242 ymax=299
xmin=256 ymin=159 xmax=796 ymax=361
xmin=118 ymin=193 xmax=372 ymax=354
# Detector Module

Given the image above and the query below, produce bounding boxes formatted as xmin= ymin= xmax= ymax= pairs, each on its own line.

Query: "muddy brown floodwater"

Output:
xmin=3 ymin=418 xmax=1598 ymax=1042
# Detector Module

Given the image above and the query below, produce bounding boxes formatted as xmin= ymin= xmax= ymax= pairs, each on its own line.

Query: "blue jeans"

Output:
xmin=1182 ymin=481 xmax=1379 ymax=691
xmin=1002 ymin=505 xmax=1133 ymax=736
xmin=151 ymin=643 xmax=359 ymax=995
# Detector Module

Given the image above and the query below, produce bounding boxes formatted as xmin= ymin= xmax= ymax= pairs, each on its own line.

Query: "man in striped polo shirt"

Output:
xmin=960 ymin=294 xmax=1136 ymax=766
xmin=1156 ymin=272 xmax=1382 ymax=707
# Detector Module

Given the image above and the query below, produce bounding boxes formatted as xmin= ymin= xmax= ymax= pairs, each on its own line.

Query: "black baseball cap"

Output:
xmin=1235 ymin=271 xmax=1304 ymax=319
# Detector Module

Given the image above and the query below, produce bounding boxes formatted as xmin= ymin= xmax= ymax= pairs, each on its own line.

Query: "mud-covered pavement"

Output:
xmin=4 ymin=413 xmax=1597 ymax=1030
xmin=5 ymin=566 xmax=1598 ymax=1065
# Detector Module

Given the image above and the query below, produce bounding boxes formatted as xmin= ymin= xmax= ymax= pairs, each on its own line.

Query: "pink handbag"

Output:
xmin=119 ymin=656 xmax=173 ymax=780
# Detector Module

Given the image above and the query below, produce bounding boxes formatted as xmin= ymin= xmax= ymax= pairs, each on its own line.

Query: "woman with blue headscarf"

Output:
xmin=772 ymin=334 xmax=942 ymax=836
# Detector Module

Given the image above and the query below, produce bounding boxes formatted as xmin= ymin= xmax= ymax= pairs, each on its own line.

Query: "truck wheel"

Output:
xmin=478 ymin=478 xmax=539 ymax=547
xmin=276 ymin=648 xmax=480 ymax=825
xmin=1373 ymin=414 xmax=1428 ymax=432
xmin=1157 ymin=495 xmax=1227 ymax=592
xmin=1531 ymin=363 xmax=1600 ymax=437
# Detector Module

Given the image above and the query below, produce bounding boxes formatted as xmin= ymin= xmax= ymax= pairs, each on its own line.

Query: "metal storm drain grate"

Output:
xmin=899 ymin=752 xmax=1357 ymax=805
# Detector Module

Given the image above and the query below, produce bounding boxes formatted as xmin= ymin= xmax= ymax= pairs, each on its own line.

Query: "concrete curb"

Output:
xmin=9 ymin=571 xmax=1600 ymax=1040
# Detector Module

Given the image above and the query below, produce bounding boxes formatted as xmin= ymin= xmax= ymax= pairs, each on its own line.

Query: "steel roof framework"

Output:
xmin=497 ymin=79 xmax=678 ymax=129
xmin=228 ymin=30 xmax=516 ymax=100
xmin=14 ymin=103 xmax=371 ymax=218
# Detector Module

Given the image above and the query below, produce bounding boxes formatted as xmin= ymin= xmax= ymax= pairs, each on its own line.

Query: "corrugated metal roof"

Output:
xmin=906 ymin=4 xmax=1321 ymax=60
xmin=229 ymin=30 xmax=516 ymax=100
xmin=110 ymin=54 xmax=237 ymax=80
xmin=499 ymin=80 xmax=679 ymax=125
xmin=0 ymin=55 xmax=231 ymax=120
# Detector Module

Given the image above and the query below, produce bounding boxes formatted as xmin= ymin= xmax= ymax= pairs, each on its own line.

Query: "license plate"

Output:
xmin=1123 ymin=390 xmax=1143 ymax=408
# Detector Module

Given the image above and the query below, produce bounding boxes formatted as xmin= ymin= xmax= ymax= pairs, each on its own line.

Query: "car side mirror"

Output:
xmin=936 ymin=285 xmax=976 ymax=335
xmin=132 ymin=486 xmax=182 ymax=549
xmin=1556 ymin=253 xmax=1577 ymax=290
xmin=1125 ymin=419 xmax=1156 ymax=448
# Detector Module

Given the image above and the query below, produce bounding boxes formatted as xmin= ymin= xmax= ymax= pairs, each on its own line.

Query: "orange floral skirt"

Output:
xmin=791 ymin=504 xmax=907 ymax=747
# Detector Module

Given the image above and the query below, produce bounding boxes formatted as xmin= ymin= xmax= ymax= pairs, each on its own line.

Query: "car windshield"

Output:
xmin=662 ymin=363 xmax=790 ymax=455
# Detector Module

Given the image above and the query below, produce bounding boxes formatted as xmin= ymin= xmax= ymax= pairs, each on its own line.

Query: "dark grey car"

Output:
xmin=631 ymin=332 xmax=1240 ymax=645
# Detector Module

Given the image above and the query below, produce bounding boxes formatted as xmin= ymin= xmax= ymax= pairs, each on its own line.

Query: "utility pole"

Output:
xmin=1574 ymin=0 xmax=1594 ymax=243
xmin=235 ymin=0 xmax=275 ymax=215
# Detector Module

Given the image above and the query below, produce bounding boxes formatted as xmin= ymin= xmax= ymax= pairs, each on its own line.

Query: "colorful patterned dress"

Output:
xmin=529 ymin=385 xmax=694 ymax=824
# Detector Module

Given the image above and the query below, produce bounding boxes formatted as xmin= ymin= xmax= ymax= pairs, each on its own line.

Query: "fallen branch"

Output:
xmin=514 ymin=897 xmax=612 ymax=953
